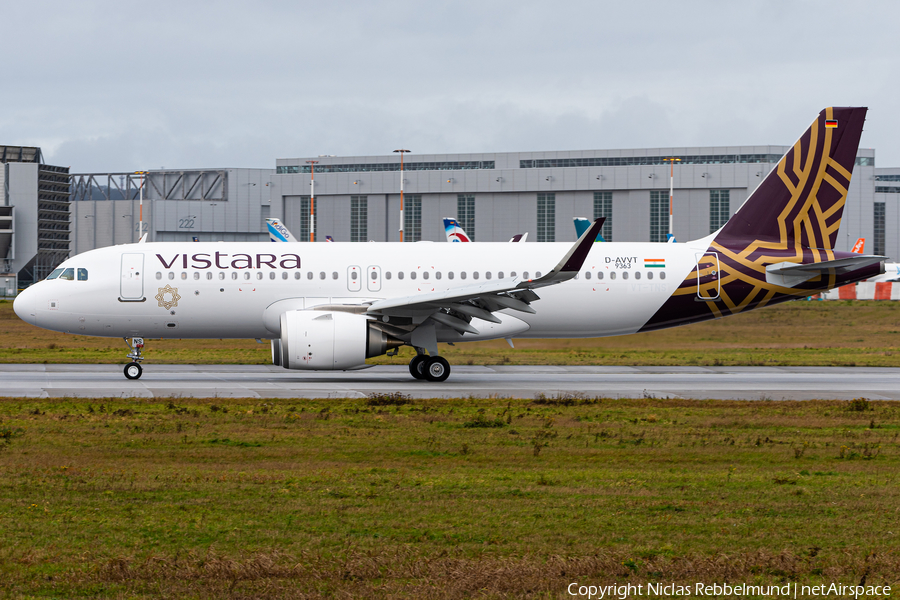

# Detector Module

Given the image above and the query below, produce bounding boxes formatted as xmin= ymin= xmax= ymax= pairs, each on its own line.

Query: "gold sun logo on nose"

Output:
xmin=155 ymin=285 xmax=181 ymax=310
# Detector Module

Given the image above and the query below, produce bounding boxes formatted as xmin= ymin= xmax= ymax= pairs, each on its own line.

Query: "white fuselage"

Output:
xmin=14 ymin=238 xmax=712 ymax=342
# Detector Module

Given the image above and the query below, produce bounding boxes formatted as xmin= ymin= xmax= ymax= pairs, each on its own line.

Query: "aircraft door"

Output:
xmin=694 ymin=252 xmax=720 ymax=300
xmin=367 ymin=266 xmax=382 ymax=292
xmin=347 ymin=265 xmax=361 ymax=292
xmin=120 ymin=253 xmax=145 ymax=300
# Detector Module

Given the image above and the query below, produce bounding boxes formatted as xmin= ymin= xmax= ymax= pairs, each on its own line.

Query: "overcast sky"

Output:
xmin=3 ymin=1 xmax=898 ymax=173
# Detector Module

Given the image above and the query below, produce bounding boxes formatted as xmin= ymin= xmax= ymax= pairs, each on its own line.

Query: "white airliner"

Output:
xmin=13 ymin=107 xmax=886 ymax=382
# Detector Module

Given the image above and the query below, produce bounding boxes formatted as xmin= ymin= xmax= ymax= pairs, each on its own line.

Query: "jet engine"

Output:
xmin=275 ymin=311 xmax=403 ymax=370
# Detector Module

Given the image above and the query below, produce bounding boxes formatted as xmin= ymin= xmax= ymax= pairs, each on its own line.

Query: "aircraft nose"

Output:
xmin=13 ymin=285 xmax=37 ymax=326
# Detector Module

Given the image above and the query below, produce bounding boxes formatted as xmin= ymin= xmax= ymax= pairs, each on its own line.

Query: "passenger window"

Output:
xmin=386 ymin=272 xmax=392 ymax=280
xmin=448 ymin=272 xmax=454 ymax=280
xmin=281 ymin=272 xmax=287 ymax=280
xmin=59 ymin=268 xmax=75 ymax=280
xmin=647 ymin=271 xmax=653 ymax=280
xmin=351 ymin=271 xmax=358 ymax=281
xmin=181 ymin=272 xmax=187 ymax=280
xmin=635 ymin=271 xmax=641 ymax=280
xmin=485 ymin=272 xmax=491 ymax=280
xmin=307 ymin=272 xmax=313 ymax=280
xmin=398 ymin=272 xmax=404 ymax=280
xmin=410 ymin=272 xmax=416 ymax=280
xmin=660 ymin=271 xmax=666 ymax=280
xmin=597 ymin=272 xmax=604 ymax=280
xmin=460 ymin=272 xmax=467 ymax=280
xmin=623 ymin=272 xmax=629 ymax=280
xmin=610 ymin=272 xmax=616 ymax=280
xmin=207 ymin=272 xmax=213 ymax=280
xmin=46 ymin=268 xmax=63 ymax=280
xmin=256 ymin=272 xmax=263 ymax=280
xmin=168 ymin=272 xmax=175 ymax=280
xmin=319 ymin=272 xmax=326 ymax=280
xmin=536 ymin=271 xmax=542 ymax=278
xmin=422 ymin=272 xmax=429 ymax=280
xmin=244 ymin=272 xmax=251 ymax=280
xmin=232 ymin=272 xmax=238 ymax=280
xmin=370 ymin=271 xmax=377 ymax=280
xmin=293 ymin=272 xmax=300 ymax=280
xmin=155 ymin=272 xmax=162 ymax=280
xmin=435 ymin=272 xmax=442 ymax=280
xmin=523 ymin=271 xmax=529 ymax=279
xmin=510 ymin=271 xmax=516 ymax=278
xmin=498 ymin=271 xmax=503 ymax=279
xmin=219 ymin=272 xmax=225 ymax=280
xmin=473 ymin=271 xmax=479 ymax=280
xmin=193 ymin=272 xmax=200 ymax=280
xmin=584 ymin=271 xmax=591 ymax=280
xmin=332 ymin=272 xmax=338 ymax=280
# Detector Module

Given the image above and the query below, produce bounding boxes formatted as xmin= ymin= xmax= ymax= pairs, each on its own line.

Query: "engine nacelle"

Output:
xmin=277 ymin=311 xmax=402 ymax=370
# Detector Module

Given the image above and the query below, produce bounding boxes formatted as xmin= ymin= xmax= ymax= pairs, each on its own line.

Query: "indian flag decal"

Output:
xmin=825 ymin=119 xmax=838 ymax=128
xmin=644 ymin=258 xmax=665 ymax=268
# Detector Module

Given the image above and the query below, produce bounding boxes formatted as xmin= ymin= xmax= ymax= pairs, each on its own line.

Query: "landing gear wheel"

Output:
xmin=124 ymin=362 xmax=143 ymax=380
xmin=409 ymin=355 xmax=428 ymax=380
xmin=423 ymin=356 xmax=450 ymax=382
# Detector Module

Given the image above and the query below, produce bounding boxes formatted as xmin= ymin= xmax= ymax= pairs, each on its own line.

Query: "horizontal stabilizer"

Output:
xmin=765 ymin=255 xmax=885 ymax=288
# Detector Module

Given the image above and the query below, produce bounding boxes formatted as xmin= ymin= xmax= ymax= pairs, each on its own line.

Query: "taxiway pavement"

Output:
xmin=0 ymin=364 xmax=896 ymax=400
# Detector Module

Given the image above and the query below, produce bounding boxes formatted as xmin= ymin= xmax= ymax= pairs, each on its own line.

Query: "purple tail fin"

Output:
xmin=715 ymin=107 xmax=866 ymax=253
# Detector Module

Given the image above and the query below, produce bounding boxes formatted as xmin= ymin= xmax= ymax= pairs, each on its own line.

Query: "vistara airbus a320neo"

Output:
xmin=14 ymin=107 xmax=885 ymax=382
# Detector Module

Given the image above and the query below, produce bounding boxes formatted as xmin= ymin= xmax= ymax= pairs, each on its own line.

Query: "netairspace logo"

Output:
xmin=567 ymin=582 xmax=892 ymax=599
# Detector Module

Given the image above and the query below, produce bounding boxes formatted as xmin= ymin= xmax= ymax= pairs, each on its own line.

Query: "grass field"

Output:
xmin=0 ymin=395 xmax=898 ymax=598
xmin=2 ymin=299 xmax=900 ymax=367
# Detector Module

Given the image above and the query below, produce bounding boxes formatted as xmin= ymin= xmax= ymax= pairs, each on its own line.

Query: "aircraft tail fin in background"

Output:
xmin=443 ymin=218 xmax=472 ymax=242
xmin=851 ymin=238 xmax=865 ymax=253
xmin=509 ymin=233 xmax=528 ymax=242
xmin=573 ymin=217 xmax=606 ymax=242
xmin=714 ymin=107 xmax=867 ymax=255
xmin=266 ymin=218 xmax=296 ymax=243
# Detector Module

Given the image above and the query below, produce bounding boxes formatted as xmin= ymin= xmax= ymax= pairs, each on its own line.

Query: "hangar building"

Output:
xmin=1 ymin=145 xmax=69 ymax=294
xmin=6 ymin=138 xmax=900 ymax=297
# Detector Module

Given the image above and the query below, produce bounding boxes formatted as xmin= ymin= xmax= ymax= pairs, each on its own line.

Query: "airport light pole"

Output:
xmin=393 ymin=149 xmax=410 ymax=242
xmin=662 ymin=158 xmax=681 ymax=239
xmin=134 ymin=171 xmax=148 ymax=243
xmin=306 ymin=160 xmax=318 ymax=242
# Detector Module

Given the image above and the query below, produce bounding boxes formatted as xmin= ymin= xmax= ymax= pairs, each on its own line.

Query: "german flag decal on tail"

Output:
xmin=825 ymin=119 xmax=838 ymax=128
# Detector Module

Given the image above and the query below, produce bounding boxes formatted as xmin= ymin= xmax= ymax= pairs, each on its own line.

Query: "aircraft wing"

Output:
xmin=766 ymin=255 xmax=886 ymax=288
xmin=364 ymin=218 xmax=605 ymax=333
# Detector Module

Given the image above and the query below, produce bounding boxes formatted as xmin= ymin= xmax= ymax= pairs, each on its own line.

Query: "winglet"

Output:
xmin=519 ymin=217 xmax=604 ymax=289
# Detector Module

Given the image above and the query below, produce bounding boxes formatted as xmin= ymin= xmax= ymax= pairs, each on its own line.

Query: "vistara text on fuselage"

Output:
xmin=13 ymin=107 xmax=885 ymax=381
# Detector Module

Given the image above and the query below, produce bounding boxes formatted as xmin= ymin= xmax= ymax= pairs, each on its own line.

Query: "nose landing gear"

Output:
xmin=123 ymin=337 xmax=144 ymax=380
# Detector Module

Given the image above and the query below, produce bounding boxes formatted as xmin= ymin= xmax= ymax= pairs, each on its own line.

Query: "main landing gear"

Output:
xmin=123 ymin=337 xmax=144 ymax=380
xmin=408 ymin=353 xmax=450 ymax=382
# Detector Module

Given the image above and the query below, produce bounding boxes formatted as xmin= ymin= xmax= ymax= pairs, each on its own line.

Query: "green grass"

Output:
xmin=1 ymin=395 xmax=898 ymax=597
xmin=2 ymin=299 xmax=900 ymax=367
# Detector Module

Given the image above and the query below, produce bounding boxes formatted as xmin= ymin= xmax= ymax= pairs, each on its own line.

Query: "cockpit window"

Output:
xmin=59 ymin=268 xmax=75 ymax=281
xmin=77 ymin=268 xmax=88 ymax=281
xmin=46 ymin=268 xmax=63 ymax=280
